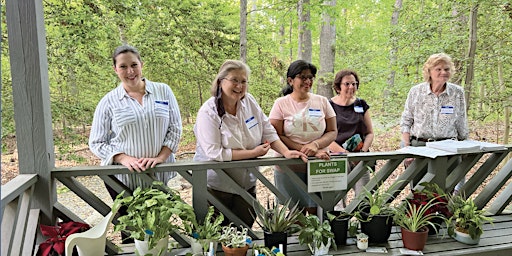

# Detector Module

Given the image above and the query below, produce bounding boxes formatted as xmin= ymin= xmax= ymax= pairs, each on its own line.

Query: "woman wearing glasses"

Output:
xmin=193 ymin=60 xmax=307 ymax=226
xmin=328 ymin=69 xmax=374 ymax=200
xmin=269 ymin=60 xmax=337 ymax=215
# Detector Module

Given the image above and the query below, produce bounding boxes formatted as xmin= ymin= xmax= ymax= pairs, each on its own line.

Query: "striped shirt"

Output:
xmin=400 ymin=82 xmax=468 ymax=140
xmin=89 ymin=79 xmax=182 ymax=189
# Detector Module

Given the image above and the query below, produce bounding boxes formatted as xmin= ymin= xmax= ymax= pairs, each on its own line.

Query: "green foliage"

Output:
xmin=2 ymin=0 xmax=511 ymax=151
xmin=219 ymin=224 xmax=250 ymax=248
xmin=355 ymin=181 xmax=401 ymax=220
xmin=252 ymin=198 xmax=304 ymax=233
xmin=297 ymin=214 xmax=336 ymax=253
xmin=113 ymin=182 xmax=195 ymax=248
xmin=183 ymin=206 xmax=224 ymax=239
xmin=394 ymin=197 xmax=445 ymax=233
xmin=447 ymin=195 xmax=494 ymax=239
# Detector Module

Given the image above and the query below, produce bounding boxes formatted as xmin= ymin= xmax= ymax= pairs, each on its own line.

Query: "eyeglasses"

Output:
xmin=296 ymin=75 xmax=315 ymax=81
xmin=342 ymin=82 xmax=359 ymax=87
xmin=223 ymin=78 xmax=248 ymax=86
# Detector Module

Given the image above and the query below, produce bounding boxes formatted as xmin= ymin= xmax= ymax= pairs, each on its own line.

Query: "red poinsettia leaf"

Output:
xmin=60 ymin=221 xmax=90 ymax=236
xmin=53 ymin=241 xmax=65 ymax=255
xmin=40 ymin=224 xmax=60 ymax=237
xmin=37 ymin=242 xmax=53 ymax=256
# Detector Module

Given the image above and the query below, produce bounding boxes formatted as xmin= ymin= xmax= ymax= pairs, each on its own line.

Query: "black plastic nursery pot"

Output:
xmin=360 ymin=210 xmax=393 ymax=244
xmin=428 ymin=216 xmax=445 ymax=235
xmin=327 ymin=211 xmax=349 ymax=246
xmin=263 ymin=231 xmax=288 ymax=254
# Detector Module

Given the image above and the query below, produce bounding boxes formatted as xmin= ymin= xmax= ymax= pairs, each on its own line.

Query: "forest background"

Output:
xmin=1 ymin=0 xmax=512 ymax=169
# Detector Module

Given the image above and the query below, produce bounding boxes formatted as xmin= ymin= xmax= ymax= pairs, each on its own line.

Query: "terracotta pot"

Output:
xmin=400 ymin=227 xmax=429 ymax=251
xmin=221 ymin=244 xmax=249 ymax=256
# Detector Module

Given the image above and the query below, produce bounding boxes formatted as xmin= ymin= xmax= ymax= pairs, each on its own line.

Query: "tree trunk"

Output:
xmin=297 ymin=0 xmax=312 ymax=62
xmin=464 ymin=4 xmax=478 ymax=112
xmin=498 ymin=58 xmax=510 ymax=145
xmin=384 ymin=0 xmax=403 ymax=107
xmin=240 ymin=0 xmax=248 ymax=63
xmin=317 ymin=0 xmax=336 ymax=98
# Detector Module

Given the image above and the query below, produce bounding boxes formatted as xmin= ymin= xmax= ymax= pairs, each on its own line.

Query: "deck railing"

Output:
xmin=1 ymin=174 xmax=39 ymax=256
xmin=2 ymin=146 xmax=512 ymax=254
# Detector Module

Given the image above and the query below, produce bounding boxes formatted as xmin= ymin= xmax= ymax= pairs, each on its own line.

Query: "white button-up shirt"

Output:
xmin=193 ymin=93 xmax=279 ymax=194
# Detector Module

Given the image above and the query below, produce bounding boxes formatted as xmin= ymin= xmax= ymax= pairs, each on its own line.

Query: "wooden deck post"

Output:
xmin=5 ymin=0 xmax=56 ymax=227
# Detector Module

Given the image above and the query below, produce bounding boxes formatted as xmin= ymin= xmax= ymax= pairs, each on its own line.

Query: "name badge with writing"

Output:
xmin=245 ymin=116 xmax=258 ymax=129
xmin=354 ymin=106 xmax=364 ymax=113
xmin=441 ymin=106 xmax=454 ymax=114
xmin=155 ymin=100 xmax=169 ymax=105
xmin=308 ymin=108 xmax=322 ymax=117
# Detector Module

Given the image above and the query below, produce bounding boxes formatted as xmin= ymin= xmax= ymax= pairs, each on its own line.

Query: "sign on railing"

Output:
xmin=307 ymin=158 xmax=348 ymax=192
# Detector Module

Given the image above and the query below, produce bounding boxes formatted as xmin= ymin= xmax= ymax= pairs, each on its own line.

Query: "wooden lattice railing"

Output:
xmin=2 ymin=146 xmax=511 ymax=255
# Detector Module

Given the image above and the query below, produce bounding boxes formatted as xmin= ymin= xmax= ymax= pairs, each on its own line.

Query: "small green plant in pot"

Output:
xmin=394 ymin=197 xmax=446 ymax=250
xmin=447 ymin=194 xmax=493 ymax=245
xmin=410 ymin=182 xmax=451 ymax=235
xmin=182 ymin=206 xmax=224 ymax=254
xmin=113 ymin=181 xmax=195 ymax=255
xmin=325 ymin=211 xmax=351 ymax=245
xmin=219 ymin=224 xmax=252 ymax=256
xmin=298 ymin=214 xmax=336 ymax=256
xmin=253 ymin=198 xmax=304 ymax=254
xmin=354 ymin=182 xmax=400 ymax=244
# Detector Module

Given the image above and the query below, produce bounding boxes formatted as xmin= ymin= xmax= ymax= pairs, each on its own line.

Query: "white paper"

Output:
xmin=399 ymin=248 xmax=423 ymax=255
xmin=397 ymin=146 xmax=456 ymax=158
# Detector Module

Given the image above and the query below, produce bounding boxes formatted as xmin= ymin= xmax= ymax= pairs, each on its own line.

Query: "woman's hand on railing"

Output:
xmin=314 ymin=149 xmax=331 ymax=160
xmin=282 ymin=150 xmax=308 ymax=163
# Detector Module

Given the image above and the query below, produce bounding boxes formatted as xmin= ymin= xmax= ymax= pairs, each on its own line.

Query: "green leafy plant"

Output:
xmin=325 ymin=210 xmax=351 ymax=222
xmin=251 ymin=244 xmax=285 ymax=256
xmin=113 ymin=181 xmax=195 ymax=249
xmin=182 ymin=206 xmax=224 ymax=252
xmin=394 ymin=197 xmax=445 ymax=233
xmin=447 ymin=195 xmax=493 ymax=239
xmin=355 ymin=182 xmax=401 ymax=221
xmin=297 ymin=214 xmax=336 ymax=253
xmin=219 ymin=224 xmax=252 ymax=248
xmin=253 ymin=198 xmax=304 ymax=233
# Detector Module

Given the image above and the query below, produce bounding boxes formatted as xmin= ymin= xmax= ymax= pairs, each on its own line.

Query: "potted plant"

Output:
xmin=394 ymin=197 xmax=445 ymax=250
xmin=447 ymin=194 xmax=493 ymax=245
xmin=297 ymin=214 xmax=336 ymax=256
xmin=356 ymin=233 xmax=368 ymax=250
xmin=253 ymin=198 xmax=303 ymax=254
xmin=113 ymin=181 xmax=195 ymax=256
xmin=219 ymin=224 xmax=252 ymax=256
xmin=251 ymin=244 xmax=285 ymax=256
xmin=325 ymin=210 xmax=351 ymax=246
xmin=38 ymin=221 xmax=90 ymax=256
xmin=354 ymin=183 xmax=399 ymax=244
xmin=410 ymin=182 xmax=451 ymax=235
xmin=182 ymin=206 xmax=224 ymax=255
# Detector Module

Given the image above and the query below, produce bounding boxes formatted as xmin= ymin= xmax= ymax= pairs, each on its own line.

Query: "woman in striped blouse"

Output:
xmin=89 ymin=45 xmax=182 ymax=243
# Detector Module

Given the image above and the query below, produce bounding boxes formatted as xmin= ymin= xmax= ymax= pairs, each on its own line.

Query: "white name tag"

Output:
xmin=354 ymin=106 xmax=364 ymax=113
xmin=308 ymin=108 xmax=322 ymax=117
xmin=245 ymin=116 xmax=258 ymax=129
xmin=441 ymin=106 xmax=454 ymax=114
